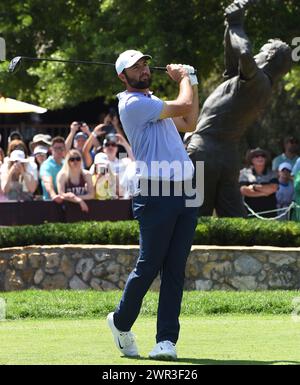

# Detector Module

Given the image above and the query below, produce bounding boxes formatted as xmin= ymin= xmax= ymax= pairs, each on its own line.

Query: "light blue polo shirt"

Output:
xmin=117 ymin=91 xmax=194 ymax=181
xmin=40 ymin=156 xmax=64 ymax=200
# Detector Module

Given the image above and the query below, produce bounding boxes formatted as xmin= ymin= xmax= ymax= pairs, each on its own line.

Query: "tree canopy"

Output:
xmin=0 ymin=0 xmax=299 ymax=121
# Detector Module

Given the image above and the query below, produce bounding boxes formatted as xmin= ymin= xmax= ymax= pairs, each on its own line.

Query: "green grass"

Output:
xmin=1 ymin=291 xmax=300 ymax=365
xmin=0 ymin=290 xmax=299 ymax=319
xmin=1 ymin=316 xmax=300 ymax=365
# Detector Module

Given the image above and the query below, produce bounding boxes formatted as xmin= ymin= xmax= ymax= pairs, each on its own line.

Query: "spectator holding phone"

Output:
xmin=65 ymin=121 xmax=91 ymax=154
xmin=1 ymin=150 xmax=37 ymax=201
xmin=92 ymin=153 xmax=118 ymax=200
xmin=57 ymin=149 xmax=94 ymax=212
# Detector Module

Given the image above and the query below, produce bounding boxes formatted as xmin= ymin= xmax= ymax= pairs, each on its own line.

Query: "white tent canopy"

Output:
xmin=0 ymin=96 xmax=47 ymax=113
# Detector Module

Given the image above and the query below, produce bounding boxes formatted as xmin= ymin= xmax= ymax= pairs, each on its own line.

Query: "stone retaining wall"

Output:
xmin=0 ymin=245 xmax=300 ymax=291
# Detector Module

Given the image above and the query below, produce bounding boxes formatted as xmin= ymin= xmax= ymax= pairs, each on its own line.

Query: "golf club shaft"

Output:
xmin=11 ymin=56 xmax=197 ymax=73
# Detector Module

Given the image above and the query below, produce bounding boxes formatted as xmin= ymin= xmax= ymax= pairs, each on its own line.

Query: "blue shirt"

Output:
xmin=40 ymin=156 xmax=64 ymax=200
xmin=117 ymin=91 xmax=194 ymax=181
xmin=272 ymin=153 xmax=298 ymax=171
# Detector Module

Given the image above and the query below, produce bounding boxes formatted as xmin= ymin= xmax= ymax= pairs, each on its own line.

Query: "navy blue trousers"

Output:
xmin=114 ymin=182 xmax=198 ymax=344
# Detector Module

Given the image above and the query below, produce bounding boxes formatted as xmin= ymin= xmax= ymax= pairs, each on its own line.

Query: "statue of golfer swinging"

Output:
xmin=186 ymin=0 xmax=292 ymax=217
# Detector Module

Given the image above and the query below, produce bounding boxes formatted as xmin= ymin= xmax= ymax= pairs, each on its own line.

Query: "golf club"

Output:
xmin=8 ymin=55 xmax=197 ymax=74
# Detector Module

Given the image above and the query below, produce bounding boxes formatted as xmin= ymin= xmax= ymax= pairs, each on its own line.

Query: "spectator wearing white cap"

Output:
xmin=29 ymin=133 xmax=52 ymax=154
xmin=0 ymin=150 xmax=37 ymax=201
xmin=92 ymin=152 xmax=118 ymax=200
xmin=32 ymin=145 xmax=49 ymax=197
xmin=276 ymin=162 xmax=294 ymax=220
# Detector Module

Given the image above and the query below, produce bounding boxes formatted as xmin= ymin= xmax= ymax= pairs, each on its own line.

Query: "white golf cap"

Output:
xmin=33 ymin=145 xmax=49 ymax=155
xmin=115 ymin=50 xmax=152 ymax=75
xmin=278 ymin=162 xmax=292 ymax=172
xmin=94 ymin=152 xmax=109 ymax=165
xmin=9 ymin=150 xmax=28 ymax=163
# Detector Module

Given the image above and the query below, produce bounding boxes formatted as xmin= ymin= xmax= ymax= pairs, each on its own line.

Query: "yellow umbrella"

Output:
xmin=0 ymin=96 xmax=47 ymax=113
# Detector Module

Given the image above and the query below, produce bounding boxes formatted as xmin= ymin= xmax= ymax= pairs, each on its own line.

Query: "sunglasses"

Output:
xmin=105 ymin=143 xmax=117 ymax=148
xmin=253 ymin=154 xmax=266 ymax=158
xmin=52 ymin=146 xmax=65 ymax=151
xmin=69 ymin=156 xmax=82 ymax=162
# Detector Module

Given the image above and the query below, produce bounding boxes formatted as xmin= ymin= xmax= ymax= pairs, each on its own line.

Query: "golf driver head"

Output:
xmin=8 ymin=56 xmax=23 ymax=73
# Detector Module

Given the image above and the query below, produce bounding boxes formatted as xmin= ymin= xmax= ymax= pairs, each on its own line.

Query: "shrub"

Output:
xmin=1 ymin=218 xmax=300 ymax=248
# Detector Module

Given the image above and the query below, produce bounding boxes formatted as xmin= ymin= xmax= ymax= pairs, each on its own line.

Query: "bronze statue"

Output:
xmin=186 ymin=0 xmax=292 ymax=217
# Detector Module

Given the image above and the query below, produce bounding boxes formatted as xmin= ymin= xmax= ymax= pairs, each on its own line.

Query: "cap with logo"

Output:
xmin=115 ymin=50 xmax=152 ymax=75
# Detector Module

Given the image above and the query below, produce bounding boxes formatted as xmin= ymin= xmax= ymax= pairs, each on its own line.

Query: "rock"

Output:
xmin=257 ymin=283 xmax=268 ymax=290
xmin=195 ymin=279 xmax=213 ymax=291
xmin=255 ymin=254 xmax=268 ymax=263
xmin=95 ymin=252 xmax=111 ymax=263
xmin=10 ymin=254 xmax=27 ymax=270
xmin=92 ymin=264 xmax=107 ymax=278
xmin=28 ymin=253 xmax=44 ymax=269
xmin=4 ymin=270 xmax=24 ymax=291
xmin=45 ymin=253 xmax=60 ymax=273
xmin=269 ymin=255 xmax=296 ymax=267
xmin=21 ymin=268 xmax=35 ymax=284
xmin=234 ymin=256 xmax=262 ymax=275
xmin=42 ymin=274 xmax=68 ymax=290
xmin=90 ymin=278 xmax=103 ymax=290
xmin=34 ymin=269 xmax=44 ymax=285
xmin=186 ymin=261 xmax=202 ymax=278
xmin=60 ymin=255 xmax=75 ymax=278
xmin=230 ymin=276 xmax=257 ymax=290
xmin=117 ymin=254 xmax=135 ymax=265
xmin=208 ymin=254 xmax=219 ymax=262
xmin=106 ymin=262 xmax=121 ymax=275
xmin=257 ymin=270 xmax=267 ymax=282
xmin=0 ymin=259 xmax=7 ymax=272
xmin=202 ymin=261 xmax=232 ymax=280
xmin=90 ymin=278 xmax=117 ymax=290
xmin=268 ymin=266 xmax=296 ymax=288
xmin=69 ymin=275 xmax=89 ymax=290
xmin=76 ymin=258 xmax=94 ymax=281
xmin=191 ymin=252 xmax=209 ymax=263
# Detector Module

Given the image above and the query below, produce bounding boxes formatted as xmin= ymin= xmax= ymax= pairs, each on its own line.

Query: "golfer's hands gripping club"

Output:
xmin=166 ymin=64 xmax=190 ymax=84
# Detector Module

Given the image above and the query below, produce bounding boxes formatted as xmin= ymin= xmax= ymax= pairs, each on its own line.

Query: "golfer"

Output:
xmin=107 ymin=50 xmax=199 ymax=360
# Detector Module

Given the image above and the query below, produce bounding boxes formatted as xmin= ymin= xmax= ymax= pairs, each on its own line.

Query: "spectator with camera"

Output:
xmin=65 ymin=121 xmax=91 ymax=154
xmin=57 ymin=149 xmax=94 ymax=212
xmin=102 ymin=108 xmax=125 ymax=137
xmin=92 ymin=152 xmax=118 ymax=200
xmin=0 ymin=149 xmax=37 ymax=201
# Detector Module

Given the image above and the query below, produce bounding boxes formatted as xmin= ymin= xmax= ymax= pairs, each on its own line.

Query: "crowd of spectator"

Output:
xmin=1 ymin=126 xmax=300 ymax=220
xmin=0 ymin=113 xmax=135 ymax=212
xmin=239 ymin=136 xmax=300 ymax=219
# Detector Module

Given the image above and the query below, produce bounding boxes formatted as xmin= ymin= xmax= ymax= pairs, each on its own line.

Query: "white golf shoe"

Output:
xmin=149 ymin=340 xmax=177 ymax=360
xmin=107 ymin=312 xmax=139 ymax=357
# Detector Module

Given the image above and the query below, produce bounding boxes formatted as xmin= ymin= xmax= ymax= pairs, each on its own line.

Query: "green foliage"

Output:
xmin=1 ymin=290 xmax=298 ymax=319
xmin=0 ymin=0 xmax=299 ymax=109
xmin=1 ymin=218 xmax=300 ymax=248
